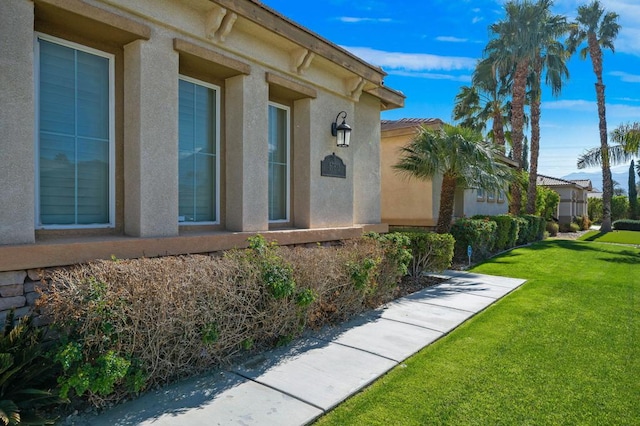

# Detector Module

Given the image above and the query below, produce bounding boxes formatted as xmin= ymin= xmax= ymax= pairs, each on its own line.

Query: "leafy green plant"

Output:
xmin=401 ymin=232 xmax=454 ymax=276
xmin=365 ymin=233 xmax=412 ymax=278
xmin=348 ymin=258 xmax=380 ymax=291
xmin=247 ymin=235 xmax=296 ymax=299
xmin=295 ymin=289 xmax=316 ymax=308
xmin=53 ymin=342 xmax=143 ymax=400
xmin=546 ymin=221 xmax=559 ymax=237
xmin=450 ymin=218 xmax=497 ymax=261
xmin=0 ymin=311 xmax=61 ymax=426
xmin=201 ymin=323 xmax=219 ymax=345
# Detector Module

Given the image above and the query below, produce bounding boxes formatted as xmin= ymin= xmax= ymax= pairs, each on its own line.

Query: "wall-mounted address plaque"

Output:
xmin=321 ymin=153 xmax=346 ymax=178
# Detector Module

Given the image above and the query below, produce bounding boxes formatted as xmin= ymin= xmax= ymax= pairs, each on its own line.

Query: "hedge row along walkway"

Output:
xmin=73 ymin=271 xmax=526 ymax=426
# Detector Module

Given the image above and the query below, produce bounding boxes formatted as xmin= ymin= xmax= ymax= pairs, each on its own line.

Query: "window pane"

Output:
xmin=40 ymin=133 xmax=75 ymax=225
xmin=39 ymin=40 xmax=75 ymax=136
xmin=268 ymin=105 xmax=288 ymax=221
xmin=178 ymin=79 xmax=217 ymax=223
xmin=38 ymin=38 xmax=111 ymax=226
xmin=269 ymin=163 xmax=287 ymax=221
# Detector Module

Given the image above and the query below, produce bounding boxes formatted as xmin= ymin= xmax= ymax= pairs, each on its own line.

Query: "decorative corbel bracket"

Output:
xmin=345 ymin=76 xmax=366 ymax=101
xmin=290 ymin=48 xmax=315 ymax=75
xmin=206 ymin=5 xmax=237 ymax=43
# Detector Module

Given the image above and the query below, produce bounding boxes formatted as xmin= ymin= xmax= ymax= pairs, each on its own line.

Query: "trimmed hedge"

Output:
xmin=452 ymin=215 xmax=545 ymax=263
xmin=450 ymin=218 xmax=497 ymax=262
xmin=401 ymin=232 xmax=455 ymax=276
xmin=473 ymin=215 xmax=517 ymax=251
xmin=613 ymin=219 xmax=640 ymax=231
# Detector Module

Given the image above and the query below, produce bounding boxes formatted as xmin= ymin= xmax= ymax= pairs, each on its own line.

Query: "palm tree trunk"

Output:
xmin=509 ymin=60 xmax=528 ymax=215
xmin=589 ymin=33 xmax=612 ymax=232
xmin=492 ymin=109 xmax=506 ymax=151
xmin=437 ymin=172 xmax=457 ymax=234
xmin=526 ymin=62 xmax=542 ymax=214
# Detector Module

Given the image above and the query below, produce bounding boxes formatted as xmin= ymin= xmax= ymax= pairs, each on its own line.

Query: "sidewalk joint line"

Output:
xmin=229 ymin=370 xmax=327 ymax=413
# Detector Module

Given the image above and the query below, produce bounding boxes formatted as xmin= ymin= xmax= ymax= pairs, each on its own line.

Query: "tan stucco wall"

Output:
xmin=124 ymin=34 xmax=180 ymax=237
xmin=353 ymin=93 xmax=382 ymax=225
xmin=381 ymin=127 xmax=437 ymax=227
xmin=0 ymin=0 xmax=400 ymax=270
xmin=0 ymin=0 xmax=36 ymax=245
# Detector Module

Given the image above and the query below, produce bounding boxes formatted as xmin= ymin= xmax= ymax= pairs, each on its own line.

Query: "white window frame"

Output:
xmin=34 ymin=33 xmax=115 ymax=230
xmin=476 ymin=188 xmax=485 ymax=202
xmin=268 ymin=102 xmax=291 ymax=223
xmin=178 ymin=75 xmax=221 ymax=225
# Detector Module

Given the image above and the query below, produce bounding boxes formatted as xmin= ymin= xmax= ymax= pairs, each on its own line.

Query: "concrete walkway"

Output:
xmin=76 ymin=270 xmax=526 ymax=426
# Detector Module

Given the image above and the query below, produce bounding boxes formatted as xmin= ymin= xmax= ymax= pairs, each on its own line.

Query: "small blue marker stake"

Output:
xmin=467 ymin=245 xmax=472 ymax=266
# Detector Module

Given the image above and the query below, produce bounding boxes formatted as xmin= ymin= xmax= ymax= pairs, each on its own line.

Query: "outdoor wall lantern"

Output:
xmin=331 ymin=111 xmax=352 ymax=147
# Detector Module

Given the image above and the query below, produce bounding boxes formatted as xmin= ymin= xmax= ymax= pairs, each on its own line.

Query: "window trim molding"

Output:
xmin=177 ymin=74 xmax=221 ymax=226
xmin=268 ymin=101 xmax=291 ymax=223
xmin=34 ymin=33 xmax=116 ymax=230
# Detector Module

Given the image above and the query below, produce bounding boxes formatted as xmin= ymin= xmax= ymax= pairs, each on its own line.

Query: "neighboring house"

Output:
xmin=0 ymin=0 xmax=403 ymax=315
xmin=588 ymin=188 xmax=603 ymax=199
xmin=537 ymin=175 xmax=592 ymax=223
xmin=380 ymin=118 xmax=515 ymax=228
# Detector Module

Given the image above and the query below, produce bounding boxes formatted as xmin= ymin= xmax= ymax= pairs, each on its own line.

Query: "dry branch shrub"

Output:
xmin=37 ymin=234 xmax=408 ymax=406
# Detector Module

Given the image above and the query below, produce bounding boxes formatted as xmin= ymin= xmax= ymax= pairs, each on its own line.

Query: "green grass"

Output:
xmin=315 ymin=240 xmax=640 ymax=425
xmin=579 ymin=229 xmax=640 ymax=245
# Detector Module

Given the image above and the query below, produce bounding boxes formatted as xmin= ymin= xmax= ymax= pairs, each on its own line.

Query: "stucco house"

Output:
xmin=381 ymin=118 xmax=516 ymax=228
xmin=0 ymin=0 xmax=403 ymax=315
xmin=537 ymin=175 xmax=592 ymax=224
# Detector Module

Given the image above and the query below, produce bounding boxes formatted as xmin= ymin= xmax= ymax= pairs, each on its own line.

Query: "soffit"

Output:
xmin=210 ymin=0 xmax=386 ymax=85
xmin=34 ymin=0 xmax=151 ymax=45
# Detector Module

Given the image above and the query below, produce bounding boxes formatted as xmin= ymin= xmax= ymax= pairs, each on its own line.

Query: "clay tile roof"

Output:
xmin=537 ymin=174 xmax=592 ymax=190
xmin=381 ymin=118 xmax=443 ymax=131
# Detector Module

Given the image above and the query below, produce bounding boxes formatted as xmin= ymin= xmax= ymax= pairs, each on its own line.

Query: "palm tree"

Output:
xmin=486 ymin=0 xmax=551 ymax=215
xmin=567 ymin=0 xmax=621 ymax=232
xmin=453 ymin=57 xmax=512 ymax=148
xmin=577 ymin=122 xmax=640 ymax=169
xmin=393 ymin=124 xmax=513 ymax=234
xmin=525 ymin=10 xmax=570 ymax=214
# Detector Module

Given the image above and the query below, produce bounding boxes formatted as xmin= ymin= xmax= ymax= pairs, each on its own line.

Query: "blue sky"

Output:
xmin=261 ymin=0 xmax=640 ymax=179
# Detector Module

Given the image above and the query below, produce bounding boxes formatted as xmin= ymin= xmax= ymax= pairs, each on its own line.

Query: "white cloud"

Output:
xmin=472 ymin=16 xmax=484 ymax=24
xmin=436 ymin=36 xmax=468 ymax=43
xmin=342 ymin=46 xmax=477 ymax=71
xmin=388 ymin=70 xmax=472 ymax=82
xmin=544 ymin=99 xmax=594 ymax=110
xmin=338 ymin=16 xmax=393 ymax=23
xmin=610 ymin=71 xmax=640 ymax=83
xmin=543 ymin=99 xmax=640 ymax=121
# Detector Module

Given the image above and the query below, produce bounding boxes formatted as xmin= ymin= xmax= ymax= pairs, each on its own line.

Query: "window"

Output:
xmin=488 ymin=191 xmax=495 ymax=202
xmin=36 ymin=35 xmax=114 ymax=228
xmin=497 ymin=190 xmax=505 ymax=203
xmin=178 ymin=77 xmax=220 ymax=223
xmin=476 ymin=188 xmax=485 ymax=201
xmin=268 ymin=103 xmax=290 ymax=222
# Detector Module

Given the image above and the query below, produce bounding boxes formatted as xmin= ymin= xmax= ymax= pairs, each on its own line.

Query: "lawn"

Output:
xmin=578 ymin=229 xmax=640 ymax=245
xmin=315 ymin=240 xmax=640 ymax=425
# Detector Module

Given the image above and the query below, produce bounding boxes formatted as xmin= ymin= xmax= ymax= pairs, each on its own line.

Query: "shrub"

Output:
xmin=588 ymin=197 xmax=602 ymax=223
xmin=612 ymin=196 xmax=629 ymax=222
xmin=520 ymin=215 xmax=544 ymax=243
xmin=546 ymin=221 xmax=559 ymax=237
xmin=574 ymin=215 xmax=591 ymax=231
xmin=38 ymin=235 xmax=408 ymax=406
xmin=613 ymin=219 xmax=640 ymax=231
xmin=450 ymin=218 xmax=497 ymax=262
xmin=472 ymin=215 xmax=514 ymax=252
xmin=401 ymin=232 xmax=454 ymax=277
xmin=514 ymin=216 xmax=529 ymax=245
xmin=0 ymin=311 xmax=61 ymax=425
xmin=559 ymin=222 xmax=580 ymax=233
